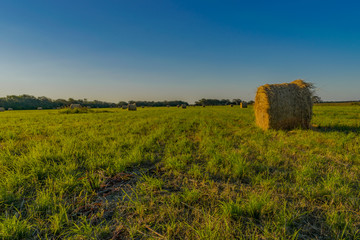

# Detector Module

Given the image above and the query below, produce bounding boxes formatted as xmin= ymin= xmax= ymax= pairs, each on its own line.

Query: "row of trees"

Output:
xmin=0 ymin=95 xmax=117 ymax=110
xmin=194 ymin=98 xmax=253 ymax=106
xmin=127 ymin=100 xmax=188 ymax=107
xmin=0 ymin=95 xmax=258 ymax=110
xmin=0 ymin=95 xmax=191 ymax=110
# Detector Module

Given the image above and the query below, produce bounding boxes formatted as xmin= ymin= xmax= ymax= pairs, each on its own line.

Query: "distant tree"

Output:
xmin=232 ymin=99 xmax=242 ymax=105
xmin=312 ymin=95 xmax=322 ymax=103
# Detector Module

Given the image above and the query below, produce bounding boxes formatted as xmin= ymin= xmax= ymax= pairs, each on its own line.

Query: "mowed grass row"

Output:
xmin=0 ymin=106 xmax=359 ymax=239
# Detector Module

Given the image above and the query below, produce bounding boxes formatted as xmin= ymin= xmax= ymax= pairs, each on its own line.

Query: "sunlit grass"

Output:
xmin=0 ymin=105 xmax=359 ymax=239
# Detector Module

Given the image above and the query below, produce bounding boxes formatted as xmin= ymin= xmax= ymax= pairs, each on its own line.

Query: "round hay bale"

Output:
xmin=37 ymin=107 xmax=43 ymax=110
xmin=8 ymin=108 xmax=13 ymax=111
xmin=254 ymin=80 xmax=313 ymax=130
xmin=202 ymin=105 xmax=205 ymax=107
xmin=0 ymin=107 xmax=5 ymax=112
xmin=181 ymin=104 xmax=187 ymax=109
xmin=240 ymin=102 xmax=247 ymax=108
xmin=128 ymin=104 xmax=137 ymax=111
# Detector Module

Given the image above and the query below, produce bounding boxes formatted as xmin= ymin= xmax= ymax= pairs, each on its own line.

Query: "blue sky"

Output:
xmin=0 ymin=0 xmax=359 ymax=103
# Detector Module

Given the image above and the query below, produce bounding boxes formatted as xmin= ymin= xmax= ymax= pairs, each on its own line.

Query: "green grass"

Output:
xmin=0 ymin=105 xmax=359 ymax=239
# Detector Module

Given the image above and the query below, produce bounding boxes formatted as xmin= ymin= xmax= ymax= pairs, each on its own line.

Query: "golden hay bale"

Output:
xmin=128 ymin=104 xmax=137 ymax=111
xmin=240 ymin=102 xmax=247 ymax=108
xmin=181 ymin=104 xmax=187 ymax=109
xmin=70 ymin=104 xmax=81 ymax=109
xmin=0 ymin=107 xmax=4 ymax=112
xmin=254 ymin=80 xmax=313 ymax=130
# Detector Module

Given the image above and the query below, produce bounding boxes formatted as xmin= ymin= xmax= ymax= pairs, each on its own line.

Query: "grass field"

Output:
xmin=0 ymin=105 xmax=359 ymax=239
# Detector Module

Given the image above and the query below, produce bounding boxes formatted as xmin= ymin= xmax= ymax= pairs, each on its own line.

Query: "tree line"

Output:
xmin=194 ymin=98 xmax=253 ymax=106
xmin=0 ymin=95 xmax=191 ymax=110
xmin=0 ymin=95 xmax=255 ymax=110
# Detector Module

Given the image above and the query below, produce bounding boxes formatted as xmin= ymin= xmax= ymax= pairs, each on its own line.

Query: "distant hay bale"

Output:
xmin=177 ymin=105 xmax=180 ymax=108
xmin=167 ymin=105 xmax=170 ymax=108
xmin=240 ymin=102 xmax=247 ymax=108
xmin=37 ymin=107 xmax=43 ymax=110
xmin=181 ymin=104 xmax=187 ymax=109
xmin=202 ymin=105 xmax=205 ymax=107
xmin=254 ymin=80 xmax=313 ymax=130
xmin=0 ymin=107 xmax=4 ymax=112
xmin=128 ymin=104 xmax=137 ymax=111
xmin=141 ymin=106 xmax=144 ymax=108
xmin=122 ymin=105 xmax=127 ymax=109
xmin=8 ymin=108 xmax=13 ymax=111
xmin=70 ymin=104 xmax=81 ymax=109
xmin=230 ymin=104 xmax=233 ymax=107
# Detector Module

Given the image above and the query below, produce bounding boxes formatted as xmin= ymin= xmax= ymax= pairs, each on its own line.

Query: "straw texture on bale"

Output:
xmin=254 ymin=80 xmax=313 ymax=130
xmin=128 ymin=104 xmax=137 ymax=111
xmin=240 ymin=102 xmax=247 ymax=108
xmin=70 ymin=104 xmax=81 ymax=109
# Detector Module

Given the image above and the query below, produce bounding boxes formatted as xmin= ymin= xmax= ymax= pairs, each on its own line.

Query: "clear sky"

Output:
xmin=1 ymin=0 xmax=359 ymax=103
